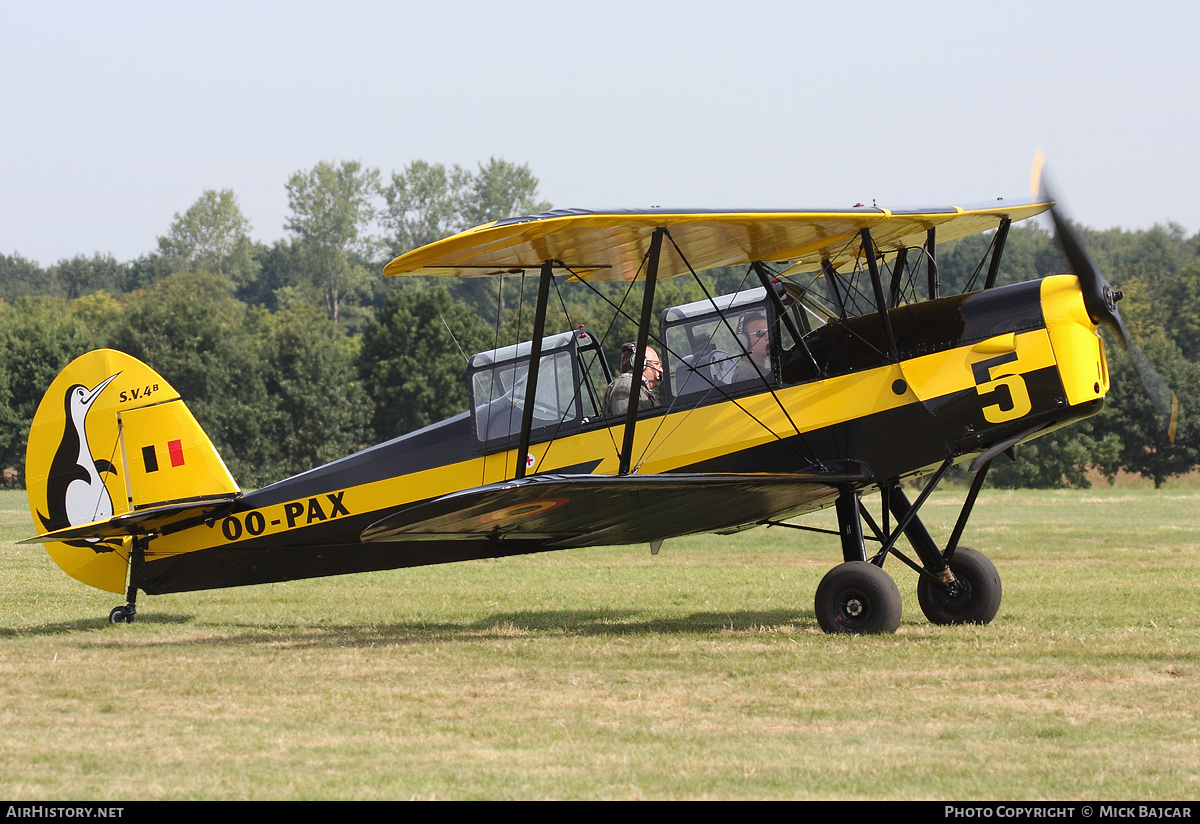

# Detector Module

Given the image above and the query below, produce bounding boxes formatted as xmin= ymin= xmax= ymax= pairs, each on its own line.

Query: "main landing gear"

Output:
xmin=814 ymin=561 xmax=902 ymax=634
xmin=797 ymin=458 xmax=1002 ymax=634
xmin=915 ymin=547 xmax=1001 ymax=625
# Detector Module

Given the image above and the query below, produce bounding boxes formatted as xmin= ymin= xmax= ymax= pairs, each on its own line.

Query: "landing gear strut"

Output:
xmin=108 ymin=534 xmax=147 ymax=625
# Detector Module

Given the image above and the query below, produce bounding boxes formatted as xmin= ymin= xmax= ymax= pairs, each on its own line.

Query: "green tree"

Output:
xmin=986 ymin=423 xmax=1120 ymax=489
xmin=0 ymin=297 xmax=107 ymax=476
xmin=444 ymin=158 xmax=554 ymax=320
xmin=124 ymin=251 xmax=175 ymax=292
xmin=380 ymin=160 xmax=471 ymax=258
xmin=259 ymin=303 xmax=371 ymax=475
xmin=285 ymin=160 xmax=380 ymax=324
xmin=108 ymin=274 xmax=280 ymax=487
xmin=53 ymin=253 xmax=126 ymax=299
xmin=240 ymin=238 xmax=312 ymax=310
xmin=68 ymin=291 xmax=124 ymax=346
xmin=461 ymin=157 xmax=552 ymax=227
xmin=1158 ymin=260 xmax=1200 ymax=361
xmin=157 ymin=189 xmax=260 ymax=290
xmin=0 ymin=341 xmax=17 ymax=480
xmin=0 ymin=253 xmax=56 ymax=300
xmin=1091 ymin=329 xmax=1200 ymax=488
xmin=994 ymin=221 xmax=1050 ymax=285
xmin=933 ymin=224 xmax=1054 ymax=295
xmin=357 ymin=286 xmax=490 ymax=441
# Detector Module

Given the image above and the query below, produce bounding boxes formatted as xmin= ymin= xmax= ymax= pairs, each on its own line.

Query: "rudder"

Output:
xmin=25 ymin=349 xmax=239 ymax=593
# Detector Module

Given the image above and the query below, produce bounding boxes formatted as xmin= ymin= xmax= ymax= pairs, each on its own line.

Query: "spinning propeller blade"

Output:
xmin=1032 ymin=153 xmax=1179 ymax=442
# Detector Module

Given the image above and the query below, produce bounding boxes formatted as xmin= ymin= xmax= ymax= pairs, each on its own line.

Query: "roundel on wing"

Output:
xmin=477 ymin=498 xmax=569 ymax=524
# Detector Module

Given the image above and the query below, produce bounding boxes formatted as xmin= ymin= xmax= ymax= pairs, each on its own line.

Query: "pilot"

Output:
xmin=730 ymin=312 xmax=772 ymax=383
xmin=604 ymin=343 xmax=662 ymax=417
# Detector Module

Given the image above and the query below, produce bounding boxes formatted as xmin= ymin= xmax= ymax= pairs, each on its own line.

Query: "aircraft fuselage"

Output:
xmin=133 ymin=274 xmax=1106 ymax=594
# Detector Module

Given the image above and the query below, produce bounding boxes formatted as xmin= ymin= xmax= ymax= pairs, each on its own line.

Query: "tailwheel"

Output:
xmin=917 ymin=547 xmax=1001 ymax=625
xmin=814 ymin=561 xmax=902 ymax=635
xmin=108 ymin=605 xmax=136 ymax=624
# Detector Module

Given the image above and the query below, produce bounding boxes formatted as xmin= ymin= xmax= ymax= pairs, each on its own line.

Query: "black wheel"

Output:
xmin=917 ymin=547 xmax=1001 ymax=625
xmin=108 ymin=606 xmax=135 ymax=624
xmin=814 ymin=561 xmax=902 ymax=635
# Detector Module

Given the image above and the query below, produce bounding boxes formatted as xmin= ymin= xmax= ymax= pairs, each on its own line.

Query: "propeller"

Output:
xmin=1031 ymin=151 xmax=1179 ymax=442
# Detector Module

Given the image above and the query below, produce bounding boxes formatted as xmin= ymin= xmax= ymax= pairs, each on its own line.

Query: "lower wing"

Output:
xmin=361 ymin=470 xmax=868 ymax=548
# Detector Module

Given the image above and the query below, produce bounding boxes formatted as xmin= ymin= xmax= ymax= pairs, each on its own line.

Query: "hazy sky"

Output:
xmin=4 ymin=0 xmax=1197 ymax=266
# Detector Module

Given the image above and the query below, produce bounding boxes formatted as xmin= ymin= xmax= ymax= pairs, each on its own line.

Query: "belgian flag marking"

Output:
xmin=143 ymin=439 xmax=185 ymax=473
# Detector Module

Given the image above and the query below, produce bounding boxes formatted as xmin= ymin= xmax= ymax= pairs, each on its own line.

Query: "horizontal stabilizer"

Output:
xmin=362 ymin=471 xmax=867 ymax=548
xmin=20 ymin=497 xmax=239 ymax=545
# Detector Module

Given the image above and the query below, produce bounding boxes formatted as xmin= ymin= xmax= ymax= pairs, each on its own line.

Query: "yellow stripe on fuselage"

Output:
xmin=145 ymin=363 xmax=918 ymax=559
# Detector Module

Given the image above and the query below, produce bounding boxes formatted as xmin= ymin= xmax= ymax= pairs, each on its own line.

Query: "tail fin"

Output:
xmin=25 ymin=349 xmax=239 ymax=593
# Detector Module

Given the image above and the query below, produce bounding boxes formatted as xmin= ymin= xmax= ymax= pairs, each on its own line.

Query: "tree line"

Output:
xmin=2 ymin=159 xmax=1199 ymax=489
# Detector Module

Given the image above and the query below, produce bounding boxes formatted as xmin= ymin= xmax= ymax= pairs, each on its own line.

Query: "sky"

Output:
xmin=3 ymin=0 xmax=1198 ymax=267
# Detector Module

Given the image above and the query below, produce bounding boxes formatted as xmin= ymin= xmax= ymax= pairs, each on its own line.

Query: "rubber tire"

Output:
xmin=917 ymin=547 xmax=1001 ymax=625
xmin=108 ymin=606 xmax=134 ymax=624
xmin=814 ymin=561 xmax=902 ymax=635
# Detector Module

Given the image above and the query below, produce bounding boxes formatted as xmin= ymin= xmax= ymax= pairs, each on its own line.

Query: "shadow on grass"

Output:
xmin=0 ymin=613 xmax=194 ymax=637
xmin=35 ymin=607 xmax=824 ymax=648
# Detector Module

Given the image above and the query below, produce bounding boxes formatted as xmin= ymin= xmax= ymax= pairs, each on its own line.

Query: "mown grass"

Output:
xmin=1 ymin=487 xmax=1197 ymax=800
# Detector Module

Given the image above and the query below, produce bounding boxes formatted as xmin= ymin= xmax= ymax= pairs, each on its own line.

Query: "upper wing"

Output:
xmin=382 ymin=201 xmax=1052 ymax=282
xmin=360 ymin=471 xmax=868 ymax=548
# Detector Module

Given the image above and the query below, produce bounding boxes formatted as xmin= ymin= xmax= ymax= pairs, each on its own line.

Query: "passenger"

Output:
xmin=730 ymin=312 xmax=772 ymax=383
xmin=604 ymin=343 xmax=662 ymax=417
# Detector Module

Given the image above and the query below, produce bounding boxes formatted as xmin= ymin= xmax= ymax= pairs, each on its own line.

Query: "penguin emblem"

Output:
xmin=37 ymin=373 xmax=120 ymax=542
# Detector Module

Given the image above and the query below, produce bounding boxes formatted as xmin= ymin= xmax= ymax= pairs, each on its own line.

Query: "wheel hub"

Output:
xmin=939 ymin=579 xmax=972 ymax=609
xmin=836 ymin=589 xmax=873 ymax=628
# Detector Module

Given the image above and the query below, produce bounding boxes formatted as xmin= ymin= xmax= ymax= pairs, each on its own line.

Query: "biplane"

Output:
xmin=23 ymin=179 xmax=1166 ymax=633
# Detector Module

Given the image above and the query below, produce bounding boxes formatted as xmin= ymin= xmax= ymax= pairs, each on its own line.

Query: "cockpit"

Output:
xmin=468 ymin=328 xmax=611 ymax=447
xmin=464 ymin=281 xmax=849 ymax=455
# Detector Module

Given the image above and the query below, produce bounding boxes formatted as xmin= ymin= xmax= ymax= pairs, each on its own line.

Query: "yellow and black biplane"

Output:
xmin=23 ymin=183 xmax=1167 ymax=633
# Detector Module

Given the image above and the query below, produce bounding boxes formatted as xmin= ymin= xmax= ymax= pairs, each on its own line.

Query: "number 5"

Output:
xmin=972 ymin=353 xmax=1031 ymax=424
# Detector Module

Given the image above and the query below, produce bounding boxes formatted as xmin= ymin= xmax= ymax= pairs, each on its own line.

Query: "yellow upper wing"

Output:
xmin=383 ymin=200 xmax=1052 ymax=282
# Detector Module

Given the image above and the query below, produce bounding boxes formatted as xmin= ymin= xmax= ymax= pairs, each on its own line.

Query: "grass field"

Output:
xmin=1 ymin=486 xmax=1198 ymax=800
